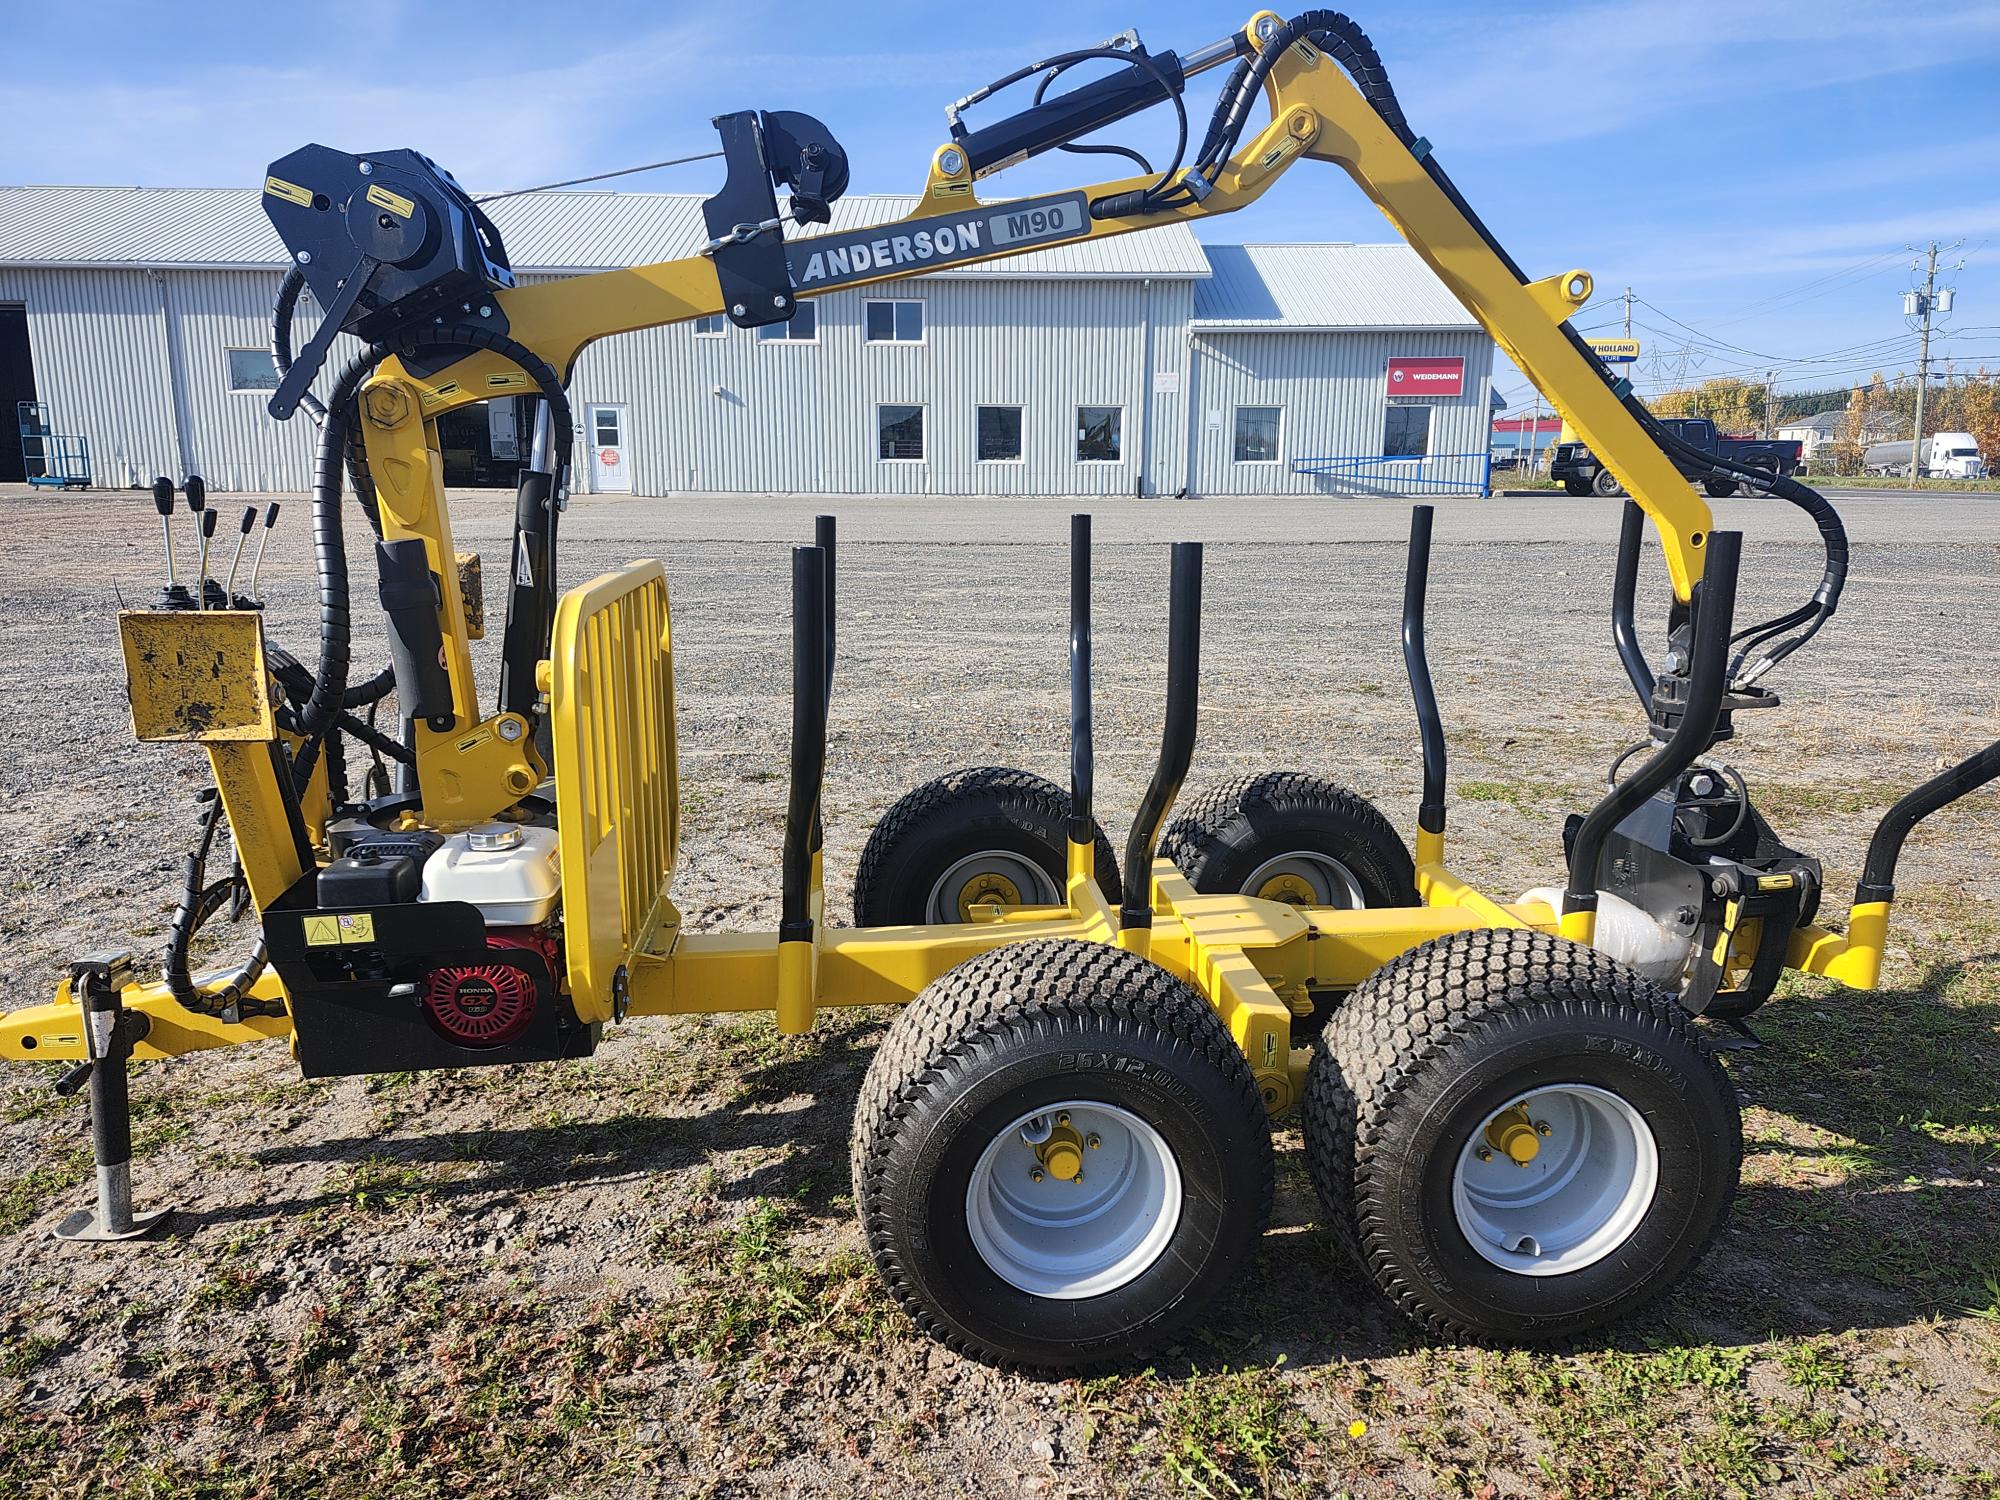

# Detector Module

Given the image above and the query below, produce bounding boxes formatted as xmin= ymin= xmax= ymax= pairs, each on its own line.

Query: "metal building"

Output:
xmin=0 ymin=185 xmax=1493 ymax=496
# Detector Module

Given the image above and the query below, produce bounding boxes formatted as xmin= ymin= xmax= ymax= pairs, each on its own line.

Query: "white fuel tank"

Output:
xmin=1519 ymin=886 xmax=1695 ymax=986
xmin=421 ymin=823 xmax=561 ymax=927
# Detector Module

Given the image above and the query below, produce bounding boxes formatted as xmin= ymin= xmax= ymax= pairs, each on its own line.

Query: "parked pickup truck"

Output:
xmin=1551 ymin=418 xmax=1804 ymax=498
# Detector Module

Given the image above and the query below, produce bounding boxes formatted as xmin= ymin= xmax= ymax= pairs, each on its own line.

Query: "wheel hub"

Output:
xmin=928 ymin=850 xmax=1060 ymax=924
xmin=1242 ymin=851 xmax=1367 ymax=909
xmin=966 ymin=1101 xmax=1182 ymax=1298
xmin=1481 ymin=1103 xmax=1542 ymax=1165
xmin=959 ymin=870 xmax=1024 ymax=918
xmin=1254 ymin=871 xmax=1319 ymax=905
xmin=1451 ymin=1084 xmax=1658 ymax=1276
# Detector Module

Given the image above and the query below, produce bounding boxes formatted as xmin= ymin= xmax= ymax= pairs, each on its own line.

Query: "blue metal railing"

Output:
xmin=17 ymin=402 xmax=93 ymax=490
xmin=1291 ymin=450 xmax=1491 ymax=496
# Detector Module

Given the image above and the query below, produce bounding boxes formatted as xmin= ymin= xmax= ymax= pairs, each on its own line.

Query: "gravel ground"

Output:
xmin=1 ymin=483 xmax=1997 ymax=1497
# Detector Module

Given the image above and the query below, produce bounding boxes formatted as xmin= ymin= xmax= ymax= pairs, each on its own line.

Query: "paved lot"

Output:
xmin=0 ymin=483 xmax=1996 ymax=1496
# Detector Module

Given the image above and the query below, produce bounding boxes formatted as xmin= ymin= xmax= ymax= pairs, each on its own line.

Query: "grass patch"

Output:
xmin=1075 ymin=1361 xmax=1326 ymax=1499
xmin=334 ymin=1155 xmax=444 ymax=1213
xmin=0 ymin=1147 xmax=93 ymax=1235
xmin=1455 ymin=778 xmax=1567 ymax=810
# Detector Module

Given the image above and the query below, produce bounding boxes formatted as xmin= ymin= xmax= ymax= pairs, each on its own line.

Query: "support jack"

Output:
xmin=51 ymin=952 xmax=173 ymax=1243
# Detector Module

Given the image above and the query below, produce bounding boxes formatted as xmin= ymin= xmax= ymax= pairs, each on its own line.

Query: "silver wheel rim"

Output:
xmin=926 ymin=850 xmax=1062 ymax=923
xmin=1450 ymin=1084 xmax=1659 ymax=1277
xmin=965 ymin=1101 xmax=1182 ymax=1299
xmin=1242 ymin=850 xmax=1367 ymax=909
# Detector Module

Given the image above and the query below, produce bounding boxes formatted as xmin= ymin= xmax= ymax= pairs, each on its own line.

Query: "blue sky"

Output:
xmin=6 ymin=0 xmax=1998 ymax=412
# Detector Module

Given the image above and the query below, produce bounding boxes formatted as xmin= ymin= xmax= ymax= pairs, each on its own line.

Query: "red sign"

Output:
xmin=1386 ymin=356 xmax=1465 ymax=398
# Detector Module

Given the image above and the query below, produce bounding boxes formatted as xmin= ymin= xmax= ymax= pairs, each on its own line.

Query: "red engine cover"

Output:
xmin=421 ymin=930 xmax=551 ymax=1047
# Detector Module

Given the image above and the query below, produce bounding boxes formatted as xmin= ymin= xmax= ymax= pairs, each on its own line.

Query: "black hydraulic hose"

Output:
xmin=274 ymin=268 xmax=384 ymax=536
xmin=1611 ymin=501 xmax=1656 ymax=707
xmin=272 ymin=268 xmax=327 ymax=424
xmin=1121 ymin=542 xmax=1202 ymax=931
xmin=1857 ymin=739 xmax=2000 ymax=903
xmin=1034 ymin=61 xmax=1154 ymax=175
xmin=1068 ymin=513 xmax=1095 ymax=847
xmin=163 ymin=795 xmax=227 ymax=1008
xmin=1564 ymin=531 xmax=1742 ymax=918
xmin=288 ymin=324 xmax=573 ymax=747
xmin=295 ymin=345 xmax=393 ymax=739
xmin=960 ymin=44 xmax=1189 ymax=216
xmin=1401 ymin=505 xmax=1447 ymax=836
xmin=1198 ymin=13 xmax=1409 ymax=178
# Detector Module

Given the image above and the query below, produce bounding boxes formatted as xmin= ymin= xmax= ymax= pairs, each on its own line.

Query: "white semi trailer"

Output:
xmin=1862 ymin=432 xmax=1988 ymax=479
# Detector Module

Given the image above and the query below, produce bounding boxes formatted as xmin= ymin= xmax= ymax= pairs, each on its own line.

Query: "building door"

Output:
xmin=587 ymin=404 xmax=632 ymax=493
xmin=0 ymin=306 xmax=37 ymax=484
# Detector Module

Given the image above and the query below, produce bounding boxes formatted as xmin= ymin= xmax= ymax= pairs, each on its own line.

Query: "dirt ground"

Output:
xmin=1 ymin=483 xmax=1997 ymax=1497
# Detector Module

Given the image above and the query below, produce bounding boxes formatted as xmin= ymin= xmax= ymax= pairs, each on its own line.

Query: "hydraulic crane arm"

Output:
xmin=246 ymin=5 xmax=1836 ymax=847
xmin=341 ymin=8 xmax=1718 ymax=604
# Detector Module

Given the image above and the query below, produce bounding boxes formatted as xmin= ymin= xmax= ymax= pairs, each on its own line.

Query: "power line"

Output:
xmin=1693 ymin=249 xmax=1905 ymax=329
xmin=474 ymin=150 xmax=724 ymax=203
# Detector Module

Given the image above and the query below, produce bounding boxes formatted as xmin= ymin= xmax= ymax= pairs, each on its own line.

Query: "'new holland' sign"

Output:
xmin=786 ymin=192 xmax=1090 ymax=292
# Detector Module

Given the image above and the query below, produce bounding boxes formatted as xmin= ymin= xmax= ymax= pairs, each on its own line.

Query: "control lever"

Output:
xmin=196 ymin=507 xmax=219 ymax=610
xmin=249 ymin=502 xmax=281 ymax=601
xmin=182 ymin=475 xmax=209 ymax=605
xmin=223 ymin=505 xmax=256 ymax=604
xmin=151 ymin=477 xmax=194 ymax=610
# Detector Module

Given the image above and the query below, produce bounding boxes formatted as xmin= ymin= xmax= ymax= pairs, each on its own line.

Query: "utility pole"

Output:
xmin=1909 ymin=242 xmax=1939 ymax=483
xmin=1765 ymin=369 xmax=1777 ymax=438
xmin=1623 ymin=286 xmax=1633 ymax=341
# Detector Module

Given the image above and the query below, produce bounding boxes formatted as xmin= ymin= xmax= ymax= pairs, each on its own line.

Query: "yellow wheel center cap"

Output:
xmin=1255 ymin=872 xmax=1318 ymax=906
xmin=1483 ymin=1104 xmax=1541 ymax=1165
xmin=958 ymin=871 xmax=1024 ymax=920
xmin=1036 ymin=1124 xmax=1086 ymax=1182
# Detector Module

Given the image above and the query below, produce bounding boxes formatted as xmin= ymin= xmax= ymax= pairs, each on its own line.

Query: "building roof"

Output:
xmin=0 ymin=184 xmax=1210 ymax=279
xmin=1192 ymin=243 xmax=1478 ymax=332
xmin=1777 ymin=410 xmax=1847 ymax=436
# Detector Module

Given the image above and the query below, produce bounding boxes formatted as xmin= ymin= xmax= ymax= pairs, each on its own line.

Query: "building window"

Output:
xmin=692 ymin=314 xmax=725 ymax=338
xmin=1076 ymin=406 xmax=1123 ymax=462
xmin=1384 ymin=404 xmax=1431 ymax=459
xmin=865 ymin=300 xmax=925 ymax=343
xmin=1233 ymin=406 xmax=1282 ymax=462
xmin=226 ymin=347 xmax=279 ymax=392
xmin=878 ymin=404 xmax=925 ymax=461
xmin=758 ymin=303 xmax=818 ymax=342
xmin=977 ymin=406 xmax=1023 ymax=462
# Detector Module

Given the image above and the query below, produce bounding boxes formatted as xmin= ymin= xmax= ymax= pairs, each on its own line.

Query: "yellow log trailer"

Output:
xmin=6 ymin=9 xmax=1996 ymax=1368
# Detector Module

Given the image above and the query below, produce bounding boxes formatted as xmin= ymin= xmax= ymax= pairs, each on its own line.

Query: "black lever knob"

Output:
xmin=184 ymin=475 xmax=207 ymax=513
xmin=201 ymin=508 xmax=219 ymax=540
xmin=151 ymin=476 xmax=175 ymax=516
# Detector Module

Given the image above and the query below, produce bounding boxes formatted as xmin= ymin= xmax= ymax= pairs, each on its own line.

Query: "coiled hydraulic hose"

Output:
xmin=280 ymin=321 xmax=573 ymax=745
xmin=161 ymin=792 xmax=276 ymax=1018
xmin=274 ymin=268 xmax=384 ymax=537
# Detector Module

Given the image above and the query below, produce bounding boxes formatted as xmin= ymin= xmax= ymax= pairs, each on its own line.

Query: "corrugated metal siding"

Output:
xmin=165 ymin=270 xmax=322 ymax=490
xmin=1186 ymin=329 xmax=1494 ymax=496
xmin=1193 ymin=244 xmax=1478 ymax=330
xmin=565 ymin=276 xmax=1196 ymax=496
xmin=0 ymin=267 xmax=180 ymax=488
xmin=2 ymin=216 xmax=1496 ymax=496
xmin=0 ymin=187 xmax=284 ymax=268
